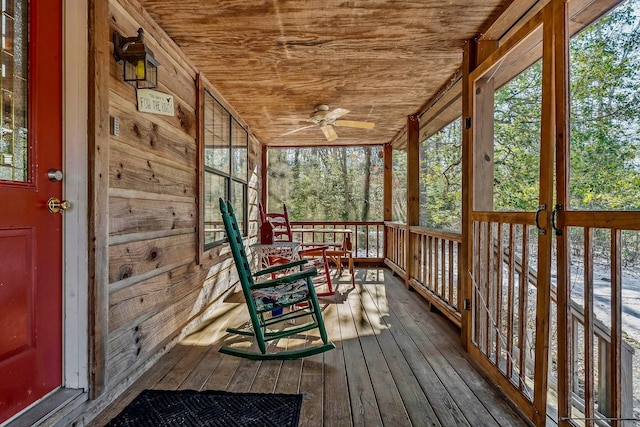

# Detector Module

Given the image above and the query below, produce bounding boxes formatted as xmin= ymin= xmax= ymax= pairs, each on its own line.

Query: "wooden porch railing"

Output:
xmin=384 ymin=222 xmax=462 ymax=327
xmin=385 ymin=221 xmax=407 ymax=273
xmin=385 ymin=219 xmax=634 ymax=423
xmin=289 ymin=221 xmax=385 ymax=262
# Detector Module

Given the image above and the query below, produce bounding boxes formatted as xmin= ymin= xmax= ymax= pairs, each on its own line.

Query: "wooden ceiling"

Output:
xmin=137 ymin=0 xmax=511 ymax=147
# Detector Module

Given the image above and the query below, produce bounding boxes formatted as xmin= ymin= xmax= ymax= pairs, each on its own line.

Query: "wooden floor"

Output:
xmin=90 ymin=268 xmax=531 ymax=426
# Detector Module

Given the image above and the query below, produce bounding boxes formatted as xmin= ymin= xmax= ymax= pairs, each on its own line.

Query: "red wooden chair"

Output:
xmin=258 ymin=203 xmax=335 ymax=296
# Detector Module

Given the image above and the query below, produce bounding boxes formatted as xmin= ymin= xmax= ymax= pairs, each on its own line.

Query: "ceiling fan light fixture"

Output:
xmin=281 ymin=105 xmax=375 ymax=141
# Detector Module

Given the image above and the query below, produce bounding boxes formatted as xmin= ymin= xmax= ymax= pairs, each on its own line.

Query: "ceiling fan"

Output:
xmin=281 ymin=104 xmax=375 ymax=142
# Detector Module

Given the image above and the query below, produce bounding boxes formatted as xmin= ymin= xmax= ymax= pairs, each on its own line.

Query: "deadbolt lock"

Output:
xmin=47 ymin=197 xmax=71 ymax=214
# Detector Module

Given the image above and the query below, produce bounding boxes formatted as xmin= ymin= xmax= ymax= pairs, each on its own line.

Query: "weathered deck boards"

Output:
xmin=89 ymin=268 xmax=530 ymax=426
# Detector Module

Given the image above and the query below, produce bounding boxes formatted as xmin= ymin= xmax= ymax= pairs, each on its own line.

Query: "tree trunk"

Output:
xmin=362 ymin=146 xmax=372 ymax=221
xmin=341 ymin=147 xmax=349 ymax=220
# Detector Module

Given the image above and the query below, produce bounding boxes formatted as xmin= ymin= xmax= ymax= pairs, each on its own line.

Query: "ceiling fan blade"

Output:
xmin=324 ymin=108 xmax=350 ymax=122
xmin=320 ymin=124 xmax=338 ymax=141
xmin=334 ymin=120 xmax=375 ymax=129
xmin=281 ymin=124 xmax=317 ymax=136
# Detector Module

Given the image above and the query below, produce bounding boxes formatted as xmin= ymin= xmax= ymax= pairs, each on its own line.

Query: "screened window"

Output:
xmin=202 ymin=90 xmax=248 ymax=247
xmin=419 ymin=118 xmax=462 ymax=231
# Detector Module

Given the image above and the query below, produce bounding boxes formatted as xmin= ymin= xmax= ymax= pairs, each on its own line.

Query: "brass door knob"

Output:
xmin=47 ymin=197 xmax=71 ymax=214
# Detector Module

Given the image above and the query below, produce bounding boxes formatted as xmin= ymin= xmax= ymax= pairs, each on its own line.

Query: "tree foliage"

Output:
xmin=420 ymin=120 xmax=462 ymax=230
xmin=569 ymin=0 xmax=640 ymax=210
xmin=267 ymin=146 xmax=384 ymax=221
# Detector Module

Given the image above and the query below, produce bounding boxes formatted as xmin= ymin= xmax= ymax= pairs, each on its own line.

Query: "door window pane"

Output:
xmin=0 ymin=0 xmax=27 ymax=182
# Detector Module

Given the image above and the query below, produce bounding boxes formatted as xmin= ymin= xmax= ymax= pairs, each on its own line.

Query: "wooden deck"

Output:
xmin=90 ymin=268 xmax=530 ymax=426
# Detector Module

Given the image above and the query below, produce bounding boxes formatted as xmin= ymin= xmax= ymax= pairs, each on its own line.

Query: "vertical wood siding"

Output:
xmin=101 ymin=0 xmax=261 ymax=395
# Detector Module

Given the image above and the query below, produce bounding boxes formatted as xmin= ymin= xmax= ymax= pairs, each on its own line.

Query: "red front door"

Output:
xmin=0 ymin=1 xmax=63 ymax=422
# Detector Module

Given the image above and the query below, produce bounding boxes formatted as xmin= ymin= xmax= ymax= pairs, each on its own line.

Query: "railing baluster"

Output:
xmin=611 ymin=229 xmax=622 ymax=423
xmin=584 ymin=227 xmax=594 ymax=425
xmin=448 ymin=240 xmax=454 ymax=305
xmin=519 ymin=225 xmax=529 ymax=392
xmin=496 ymin=223 xmax=503 ymax=371
xmin=507 ymin=223 xmax=515 ymax=382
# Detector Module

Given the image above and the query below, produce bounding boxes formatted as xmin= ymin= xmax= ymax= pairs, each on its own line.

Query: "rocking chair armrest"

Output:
xmin=254 ymin=259 xmax=309 ymax=277
xmin=251 ymin=267 xmax=318 ymax=290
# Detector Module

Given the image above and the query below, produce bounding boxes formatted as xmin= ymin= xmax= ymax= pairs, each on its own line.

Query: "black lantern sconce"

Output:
xmin=113 ymin=28 xmax=159 ymax=89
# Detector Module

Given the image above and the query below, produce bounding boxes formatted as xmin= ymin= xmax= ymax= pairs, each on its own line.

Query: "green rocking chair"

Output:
xmin=219 ymin=198 xmax=335 ymax=360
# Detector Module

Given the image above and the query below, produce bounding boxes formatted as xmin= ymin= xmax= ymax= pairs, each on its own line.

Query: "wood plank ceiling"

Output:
xmin=137 ymin=0 xmax=510 ymax=147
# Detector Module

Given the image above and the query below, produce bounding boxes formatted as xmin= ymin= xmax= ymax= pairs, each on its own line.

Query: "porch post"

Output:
xmin=383 ymin=143 xmax=393 ymax=260
xmin=261 ymin=144 xmax=268 ymax=208
xmin=88 ymin=0 xmax=110 ymax=398
xmin=406 ymin=115 xmax=420 ymax=289
xmin=461 ymin=38 xmax=477 ymax=351
xmin=383 ymin=144 xmax=393 ymax=222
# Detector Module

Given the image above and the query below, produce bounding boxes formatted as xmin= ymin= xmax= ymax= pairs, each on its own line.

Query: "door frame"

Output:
xmin=463 ymin=3 xmax=557 ymax=424
xmin=62 ymin=0 xmax=89 ymax=391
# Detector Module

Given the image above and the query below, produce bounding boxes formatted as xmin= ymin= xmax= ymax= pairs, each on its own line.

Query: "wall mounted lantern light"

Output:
xmin=113 ymin=28 xmax=159 ymax=89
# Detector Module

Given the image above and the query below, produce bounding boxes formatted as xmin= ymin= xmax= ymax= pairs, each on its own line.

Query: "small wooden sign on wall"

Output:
xmin=137 ymin=89 xmax=174 ymax=116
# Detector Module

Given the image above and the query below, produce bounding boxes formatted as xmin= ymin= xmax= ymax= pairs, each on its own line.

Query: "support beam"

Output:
xmin=461 ymin=38 xmax=477 ymax=351
xmin=383 ymin=144 xmax=393 ymax=222
xmin=473 ymin=77 xmax=495 ymax=212
xmin=261 ymin=144 xmax=268 ymax=208
xmin=88 ymin=0 xmax=110 ymax=398
xmin=406 ymin=115 xmax=420 ymax=227
xmin=406 ymin=115 xmax=420 ymax=289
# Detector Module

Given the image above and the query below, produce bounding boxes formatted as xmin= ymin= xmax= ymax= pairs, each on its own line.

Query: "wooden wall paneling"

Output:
xmin=108 ymin=140 xmax=196 ymax=197
xmin=109 ymin=196 xmax=196 ymax=237
xmin=109 ymin=262 xmax=200 ymax=333
xmin=106 ymin=280 xmax=205 ymax=381
xmin=104 ymin=0 xmax=201 ymax=402
xmin=107 ymin=72 xmax=197 ymax=139
xmin=108 ymin=233 xmax=196 ymax=283
xmin=109 ymin=100 xmax=197 ymax=168
xmin=89 ymin=0 xmax=111 ymax=398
